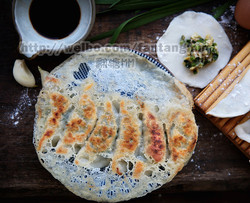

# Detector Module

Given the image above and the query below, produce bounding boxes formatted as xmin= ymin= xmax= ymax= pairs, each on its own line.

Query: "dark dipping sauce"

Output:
xmin=29 ymin=0 xmax=81 ymax=39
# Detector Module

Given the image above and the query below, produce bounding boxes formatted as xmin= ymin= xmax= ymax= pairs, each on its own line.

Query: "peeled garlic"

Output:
xmin=13 ymin=59 xmax=36 ymax=87
xmin=38 ymin=66 xmax=49 ymax=86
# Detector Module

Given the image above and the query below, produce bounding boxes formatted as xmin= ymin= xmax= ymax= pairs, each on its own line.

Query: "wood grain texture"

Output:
xmin=0 ymin=0 xmax=250 ymax=202
xmin=194 ymin=42 xmax=250 ymax=159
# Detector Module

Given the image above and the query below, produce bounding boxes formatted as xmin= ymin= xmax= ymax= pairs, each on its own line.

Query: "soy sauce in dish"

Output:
xmin=29 ymin=0 xmax=81 ymax=39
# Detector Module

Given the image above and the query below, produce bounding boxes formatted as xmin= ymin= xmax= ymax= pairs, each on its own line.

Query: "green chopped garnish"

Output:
xmin=180 ymin=34 xmax=219 ymax=74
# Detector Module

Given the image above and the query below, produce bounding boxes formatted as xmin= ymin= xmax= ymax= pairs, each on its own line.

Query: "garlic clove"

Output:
xmin=13 ymin=59 xmax=36 ymax=87
xmin=38 ymin=66 xmax=49 ymax=86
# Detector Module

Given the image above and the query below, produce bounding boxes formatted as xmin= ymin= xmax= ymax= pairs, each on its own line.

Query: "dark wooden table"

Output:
xmin=0 ymin=0 xmax=249 ymax=202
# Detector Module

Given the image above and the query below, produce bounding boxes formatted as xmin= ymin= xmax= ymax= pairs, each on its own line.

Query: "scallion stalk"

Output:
xmin=90 ymin=0 xmax=216 ymax=43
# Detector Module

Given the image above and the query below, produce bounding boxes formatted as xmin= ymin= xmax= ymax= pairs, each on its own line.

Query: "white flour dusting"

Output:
xmin=8 ymin=88 xmax=35 ymax=127
xmin=219 ymin=6 xmax=236 ymax=28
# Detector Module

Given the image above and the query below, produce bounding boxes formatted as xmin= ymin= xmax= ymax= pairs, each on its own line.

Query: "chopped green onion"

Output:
xmin=180 ymin=34 xmax=219 ymax=74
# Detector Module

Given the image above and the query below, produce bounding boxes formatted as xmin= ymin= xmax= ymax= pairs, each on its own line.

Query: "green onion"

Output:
xmin=190 ymin=56 xmax=195 ymax=61
xmin=213 ymin=0 xmax=236 ymax=19
xmin=95 ymin=0 xmax=119 ymax=5
xmin=109 ymin=0 xmax=177 ymax=11
xmin=110 ymin=12 xmax=146 ymax=44
xmin=89 ymin=0 xmax=216 ymax=43
xmin=212 ymin=53 xmax=218 ymax=60
xmin=180 ymin=35 xmax=185 ymax=45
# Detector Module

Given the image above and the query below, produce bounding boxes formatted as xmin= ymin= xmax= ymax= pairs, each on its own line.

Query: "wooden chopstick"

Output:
xmin=194 ymin=41 xmax=250 ymax=159
xmin=205 ymin=64 xmax=250 ymax=113
xmin=195 ymin=41 xmax=250 ymax=106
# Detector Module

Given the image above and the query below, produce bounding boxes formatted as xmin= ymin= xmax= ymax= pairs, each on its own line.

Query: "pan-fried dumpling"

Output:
xmin=33 ymin=47 xmax=197 ymax=202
